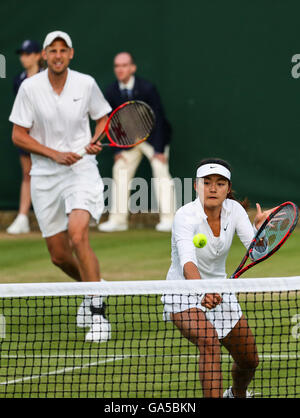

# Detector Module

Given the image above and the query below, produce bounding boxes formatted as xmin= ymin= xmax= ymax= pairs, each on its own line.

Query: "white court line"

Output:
xmin=1 ymin=352 xmax=299 ymax=386
xmin=1 ymin=353 xmax=300 ymax=359
xmin=0 ymin=355 xmax=129 ymax=386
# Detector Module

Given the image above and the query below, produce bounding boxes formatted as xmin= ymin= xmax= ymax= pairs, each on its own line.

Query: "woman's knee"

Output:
xmin=195 ymin=327 xmax=220 ymax=354
xmin=236 ymin=353 xmax=259 ymax=370
xmin=198 ymin=336 xmax=220 ymax=353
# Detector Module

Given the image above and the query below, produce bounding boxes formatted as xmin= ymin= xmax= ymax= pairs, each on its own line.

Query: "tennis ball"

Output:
xmin=193 ymin=233 xmax=207 ymax=248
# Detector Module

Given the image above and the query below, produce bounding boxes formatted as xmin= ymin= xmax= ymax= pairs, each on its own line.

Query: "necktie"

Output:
xmin=122 ymin=88 xmax=132 ymax=100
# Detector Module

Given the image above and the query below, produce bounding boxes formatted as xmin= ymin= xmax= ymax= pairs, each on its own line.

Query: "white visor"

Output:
xmin=43 ymin=31 xmax=72 ymax=49
xmin=196 ymin=163 xmax=231 ymax=181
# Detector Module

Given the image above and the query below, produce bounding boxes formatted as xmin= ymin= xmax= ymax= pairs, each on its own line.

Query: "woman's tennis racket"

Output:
xmin=78 ymin=100 xmax=155 ymax=156
xmin=230 ymin=201 xmax=299 ymax=279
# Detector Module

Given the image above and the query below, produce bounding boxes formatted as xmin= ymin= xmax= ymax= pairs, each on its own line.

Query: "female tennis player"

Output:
xmin=163 ymin=158 xmax=276 ymax=398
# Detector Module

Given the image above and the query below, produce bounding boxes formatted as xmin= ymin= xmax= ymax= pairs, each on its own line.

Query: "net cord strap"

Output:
xmin=0 ymin=276 xmax=299 ymax=298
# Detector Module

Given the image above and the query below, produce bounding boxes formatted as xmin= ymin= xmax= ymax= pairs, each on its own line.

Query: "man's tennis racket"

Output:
xmin=78 ymin=100 xmax=155 ymax=157
xmin=230 ymin=201 xmax=299 ymax=279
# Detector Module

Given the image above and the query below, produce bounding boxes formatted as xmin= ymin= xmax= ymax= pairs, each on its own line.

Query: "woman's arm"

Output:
xmin=254 ymin=203 xmax=278 ymax=230
xmin=235 ymin=202 xmax=257 ymax=249
xmin=183 ymin=261 xmax=201 ymax=280
xmin=183 ymin=261 xmax=222 ymax=309
xmin=235 ymin=201 xmax=278 ymax=249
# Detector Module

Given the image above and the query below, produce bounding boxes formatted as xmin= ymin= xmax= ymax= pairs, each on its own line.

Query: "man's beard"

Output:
xmin=48 ymin=63 xmax=68 ymax=75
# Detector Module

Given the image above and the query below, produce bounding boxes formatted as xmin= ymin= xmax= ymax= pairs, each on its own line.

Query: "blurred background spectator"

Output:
xmin=99 ymin=52 xmax=174 ymax=232
xmin=7 ymin=39 xmax=44 ymax=234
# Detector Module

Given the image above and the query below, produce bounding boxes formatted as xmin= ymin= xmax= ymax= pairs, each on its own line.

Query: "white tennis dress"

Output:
xmin=9 ymin=68 xmax=112 ymax=237
xmin=162 ymin=197 xmax=256 ymax=339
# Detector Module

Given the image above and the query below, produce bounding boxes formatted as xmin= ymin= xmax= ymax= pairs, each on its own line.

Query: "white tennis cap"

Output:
xmin=196 ymin=163 xmax=231 ymax=181
xmin=43 ymin=31 xmax=72 ymax=49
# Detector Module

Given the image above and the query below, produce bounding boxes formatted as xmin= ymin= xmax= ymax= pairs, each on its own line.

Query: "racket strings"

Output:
xmin=108 ymin=102 xmax=155 ymax=146
xmin=255 ymin=204 xmax=298 ymax=253
xmin=110 ymin=114 xmax=132 ymax=146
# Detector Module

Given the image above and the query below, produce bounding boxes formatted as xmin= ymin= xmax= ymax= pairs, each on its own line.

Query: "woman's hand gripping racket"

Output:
xmin=230 ymin=201 xmax=299 ymax=279
xmin=78 ymin=100 xmax=155 ymax=157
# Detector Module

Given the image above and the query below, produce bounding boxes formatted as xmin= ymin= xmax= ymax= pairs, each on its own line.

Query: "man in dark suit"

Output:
xmin=99 ymin=52 xmax=174 ymax=232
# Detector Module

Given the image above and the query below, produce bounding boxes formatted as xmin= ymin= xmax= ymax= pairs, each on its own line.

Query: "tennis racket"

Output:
xmin=78 ymin=100 xmax=155 ymax=157
xmin=230 ymin=201 xmax=299 ymax=279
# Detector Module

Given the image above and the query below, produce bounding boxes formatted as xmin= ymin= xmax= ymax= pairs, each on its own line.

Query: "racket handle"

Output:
xmin=77 ymin=132 xmax=107 ymax=157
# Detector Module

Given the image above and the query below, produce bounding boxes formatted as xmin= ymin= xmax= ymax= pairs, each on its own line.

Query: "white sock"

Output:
xmin=17 ymin=214 xmax=28 ymax=221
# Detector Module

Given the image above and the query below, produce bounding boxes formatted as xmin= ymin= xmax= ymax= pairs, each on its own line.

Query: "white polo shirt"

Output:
xmin=167 ymin=198 xmax=256 ymax=281
xmin=9 ymin=68 xmax=112 ymax=176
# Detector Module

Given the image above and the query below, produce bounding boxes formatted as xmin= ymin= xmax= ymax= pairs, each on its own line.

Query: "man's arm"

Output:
xmin=84 ymin=115 xmax=108 ymax=155
xmin=12 ymin=124 xmax=82 ymax=166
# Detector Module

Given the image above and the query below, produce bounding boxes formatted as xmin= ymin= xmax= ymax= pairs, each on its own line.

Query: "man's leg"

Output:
xmin=46 ymin=230 xmax=82 ymax=281
xmin=68 ymin=209 xmax=100 ymax=282
xmin=67 ymin=209 xmax=110 ymax=342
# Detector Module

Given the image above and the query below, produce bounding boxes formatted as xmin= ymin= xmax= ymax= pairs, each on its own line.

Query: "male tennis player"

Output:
xmin=163 ymin=158 xmax=276 ymax=398
xmin=9 ymin=30 xmax=112 ymax=343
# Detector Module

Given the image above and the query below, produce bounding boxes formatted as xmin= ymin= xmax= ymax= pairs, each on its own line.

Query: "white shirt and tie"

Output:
xmin=119 ymin=76 xmax=135 ymax=99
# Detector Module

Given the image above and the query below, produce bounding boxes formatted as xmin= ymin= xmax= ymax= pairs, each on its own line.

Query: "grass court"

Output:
xmin=0 ymin=229 xmax=299 ymax=397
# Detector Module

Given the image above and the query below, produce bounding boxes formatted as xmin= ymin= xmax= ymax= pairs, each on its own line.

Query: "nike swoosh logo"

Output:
xmin=224 ymin=223 xmax=229 ymax=231
xmin=73 ymin=98 xmax=82 ymax=102
xmin=210 ymin=166 xmax=216 ymax=169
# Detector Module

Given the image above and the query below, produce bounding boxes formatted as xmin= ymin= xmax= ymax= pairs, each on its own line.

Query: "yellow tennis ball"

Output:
xmin=193 ymin=233 xmax=207 ymax=248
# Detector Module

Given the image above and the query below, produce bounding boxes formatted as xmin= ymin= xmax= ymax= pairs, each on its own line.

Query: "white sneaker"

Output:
xmin=77 ymin=296 xmax=92 ymax=328
xmin=223 ymin=387 xmax=234 ymax=398
xmin=155 ymin=221 xmax=172 ymax=232
xmin=98 ymin=221 xmax=128 ymax=232
xmin=6 ymin=214 xmax=30 ymax=234
xmin=223 ymin=386 xmax=253 ymax=398
xmin=85 ymin=315 xmax=111 ymax=343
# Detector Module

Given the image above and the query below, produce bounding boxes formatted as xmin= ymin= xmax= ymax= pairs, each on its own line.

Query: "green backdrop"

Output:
xmin=1 ymin=0 xmax=300 ymax=209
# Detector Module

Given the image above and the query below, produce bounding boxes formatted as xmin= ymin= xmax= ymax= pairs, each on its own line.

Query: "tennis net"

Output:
xmin=0 ymin=277 xmax=300 ymax=398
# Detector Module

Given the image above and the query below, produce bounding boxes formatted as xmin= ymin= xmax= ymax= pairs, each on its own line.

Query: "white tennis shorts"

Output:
xmin=31 ymin=163 xmax=104 ymax=238
xmin=162 ymin=293 xmax=242 ymax=340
